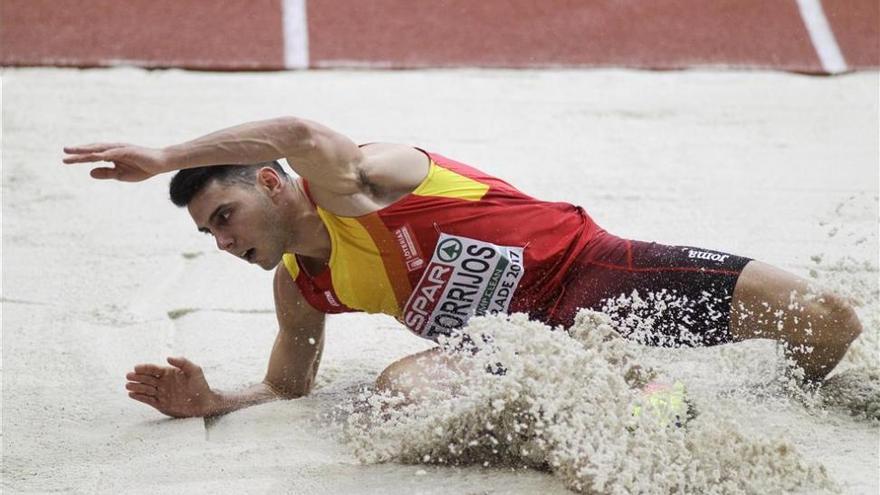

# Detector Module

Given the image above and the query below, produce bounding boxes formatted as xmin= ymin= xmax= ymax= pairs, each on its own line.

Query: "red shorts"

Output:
xmin=545 ymin=232 xmax=752 ymax=347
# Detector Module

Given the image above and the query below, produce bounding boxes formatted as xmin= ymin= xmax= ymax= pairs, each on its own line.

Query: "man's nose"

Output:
xmin=215 ymin=233 xmax=234 ymax=251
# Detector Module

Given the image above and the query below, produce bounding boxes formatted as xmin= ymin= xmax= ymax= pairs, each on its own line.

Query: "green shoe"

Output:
xmin=631 ymin=380 xmax=695 ymax=428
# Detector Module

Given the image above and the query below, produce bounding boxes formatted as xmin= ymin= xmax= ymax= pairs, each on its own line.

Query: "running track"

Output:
xmin=1 ymin=0 xmax=877 ymax=74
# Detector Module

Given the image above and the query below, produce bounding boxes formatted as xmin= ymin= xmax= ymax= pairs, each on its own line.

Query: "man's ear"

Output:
xmin=256 ymin=167 xmax=284 ymax=197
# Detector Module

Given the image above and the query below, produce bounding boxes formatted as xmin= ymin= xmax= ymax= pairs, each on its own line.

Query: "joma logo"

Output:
xmin=686 ymin=249 xmax=730 ymax=263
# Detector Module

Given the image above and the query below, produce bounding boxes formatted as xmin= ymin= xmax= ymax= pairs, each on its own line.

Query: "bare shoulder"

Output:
xmin=286 ymin=121 xmax=427 ymax=203
xmin=308 ymin=142 xmax=430 ymax=216
xmin=359 ymin=143 xmax=430 ymax=195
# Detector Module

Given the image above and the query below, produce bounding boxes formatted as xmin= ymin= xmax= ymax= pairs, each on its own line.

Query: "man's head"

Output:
xmin=169 ymin=161 xmax=287 ymax=207
xmin=169 ymin=162 xmax=293 ymax=270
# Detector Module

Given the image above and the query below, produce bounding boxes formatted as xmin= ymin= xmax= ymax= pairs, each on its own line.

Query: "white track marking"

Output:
xmin=795 ymin=0 xmax=848 ymax=74
xmin=282 ymin=0 xmax=310 ymax=69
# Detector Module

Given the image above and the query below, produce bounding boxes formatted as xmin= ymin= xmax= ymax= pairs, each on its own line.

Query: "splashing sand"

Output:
xmin=345 ymin=311 xmax=837 ymax=494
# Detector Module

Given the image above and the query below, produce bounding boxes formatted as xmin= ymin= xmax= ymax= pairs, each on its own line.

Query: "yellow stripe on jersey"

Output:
xmin=357 ymin=213 xmax=413 ymax=308
xmin=281 ymin=253 xmax=300 ymax=280
xmin=412 ymin=161 xmax=489 ymax=201
xmin=317 ymin=207 xmax=402 ymax=316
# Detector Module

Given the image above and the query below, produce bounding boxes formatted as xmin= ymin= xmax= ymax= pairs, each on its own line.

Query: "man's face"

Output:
xmin=187 ymin=179 xmax=287 ymax=270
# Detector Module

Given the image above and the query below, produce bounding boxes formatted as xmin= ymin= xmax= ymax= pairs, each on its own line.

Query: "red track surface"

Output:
xmin=309 ymin=0 xmax=821 ymax=70
xmin=824 ymin=0 xmax=880 ymax=68
xmin=0 ymin=0 xmax=283 ymax=70
xmin=1 ymin=0 xmax=877 ymax=72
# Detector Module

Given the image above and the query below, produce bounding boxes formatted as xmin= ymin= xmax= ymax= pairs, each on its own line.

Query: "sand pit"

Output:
xmin=2 ymin=68 xmax=878 ymax=493
xmin=345 ymin=312 xmax=836 ymax=494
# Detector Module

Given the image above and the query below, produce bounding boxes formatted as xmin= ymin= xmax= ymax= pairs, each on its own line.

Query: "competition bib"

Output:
xmin=402 ymin=233 xmax=525 ymax=339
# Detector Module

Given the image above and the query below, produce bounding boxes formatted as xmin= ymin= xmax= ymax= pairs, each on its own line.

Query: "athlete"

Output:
xmin=63 ymin=117 xmax=863 ymax=418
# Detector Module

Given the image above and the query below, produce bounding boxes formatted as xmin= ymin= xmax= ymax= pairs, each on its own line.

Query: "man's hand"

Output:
xmin=63 ymin=143 xmax=168 ymax=182
xmin=125 ymin=357 xmax=219 ymax=418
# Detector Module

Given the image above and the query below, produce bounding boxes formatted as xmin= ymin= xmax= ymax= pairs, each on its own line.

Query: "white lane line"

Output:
xmin=282 ymin=0 xmax=309 ymax=69
xmin=795 ymin=0 xmax=848 ymax=74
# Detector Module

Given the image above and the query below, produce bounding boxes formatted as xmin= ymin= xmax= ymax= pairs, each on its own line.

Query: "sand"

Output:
xmin=2 ymin=67 xmax=878 ymax=494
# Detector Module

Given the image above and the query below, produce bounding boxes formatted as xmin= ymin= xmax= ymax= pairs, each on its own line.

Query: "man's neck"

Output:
xmin=282 ymin=181 xmax=331 ymax=262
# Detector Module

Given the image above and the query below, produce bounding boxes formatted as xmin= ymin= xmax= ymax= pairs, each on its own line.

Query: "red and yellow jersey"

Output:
xmin=282 ymin=150 xmax=601 ymax=340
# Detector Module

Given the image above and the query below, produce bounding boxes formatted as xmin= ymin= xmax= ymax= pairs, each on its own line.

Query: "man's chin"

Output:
xmin=257 ymin=256 xmax=282 ymax=270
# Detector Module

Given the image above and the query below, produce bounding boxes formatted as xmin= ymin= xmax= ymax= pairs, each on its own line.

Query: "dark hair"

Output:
xmin=168 ymin=161 xmax=287 ymax=207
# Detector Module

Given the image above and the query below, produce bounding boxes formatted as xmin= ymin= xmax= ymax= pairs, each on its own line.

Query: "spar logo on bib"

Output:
xmin=402 ymin=233 xmax=525 ymax=339
xmin=437 ymin=237 xmax=463 ymax=262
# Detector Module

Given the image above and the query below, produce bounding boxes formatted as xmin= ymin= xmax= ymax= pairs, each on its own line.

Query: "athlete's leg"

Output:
xmin=551 ymin=234 xmax=862 ymax=383
xmin=730 ymin=260 xmax=862 ymax=383
xmin=375 ymin=346 xmax=471 ymax=402
xmin=549 ymin=236 xmax=752 ymax=347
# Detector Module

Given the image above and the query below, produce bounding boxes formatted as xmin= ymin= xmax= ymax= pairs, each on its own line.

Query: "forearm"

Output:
xmin=206 ymin=380 xmax=300 ymax=416
xmin=162 ymin=117 xmax=311 ymax=171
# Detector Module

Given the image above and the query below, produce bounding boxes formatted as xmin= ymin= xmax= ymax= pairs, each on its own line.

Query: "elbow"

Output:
xmin=275 ymin=117 xmax=316 ymax=152
xmin=264 ymin=378 xmax=313 ymax=400
xmin=277 ymin=390 xmax=308 ymax=400
xmin=280 ymin=384 xmax=312 ymax=399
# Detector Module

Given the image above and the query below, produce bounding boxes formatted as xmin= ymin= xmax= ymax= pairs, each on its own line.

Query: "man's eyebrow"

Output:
xmin=197 ymin=203 xmax=229 ymax=233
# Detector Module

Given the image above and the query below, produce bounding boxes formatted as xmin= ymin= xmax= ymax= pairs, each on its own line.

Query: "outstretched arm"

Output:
xmin=63 ymin=117 xmax=364 ymax=194
xmin=208 ymin=266 xmax=326 ymax=415
xmin=125 ymin=265 xmax=327 ymax=418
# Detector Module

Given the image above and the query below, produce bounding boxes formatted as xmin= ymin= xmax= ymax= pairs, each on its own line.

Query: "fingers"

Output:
xmin=167 ymin=356 xmax=201 ymax=375
xmin=126 ymin=372 xmax=160 ymax=387
xmin=63 ymin=145 xmax=126 ymax=166
xmin=133 ymin=363 xmax=165 ymax=377
xmin=125 ymin=382 xmax=157 ymax=396
xmin=128 ymin=392 xmax=160 ymax=408
xmin=62 ymin=152 xmax=112 ymax=164
xmin=63 ymin=143 xmax=126 ymax=154
xmin=89 ymin=167 xmax=119 ymax=180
